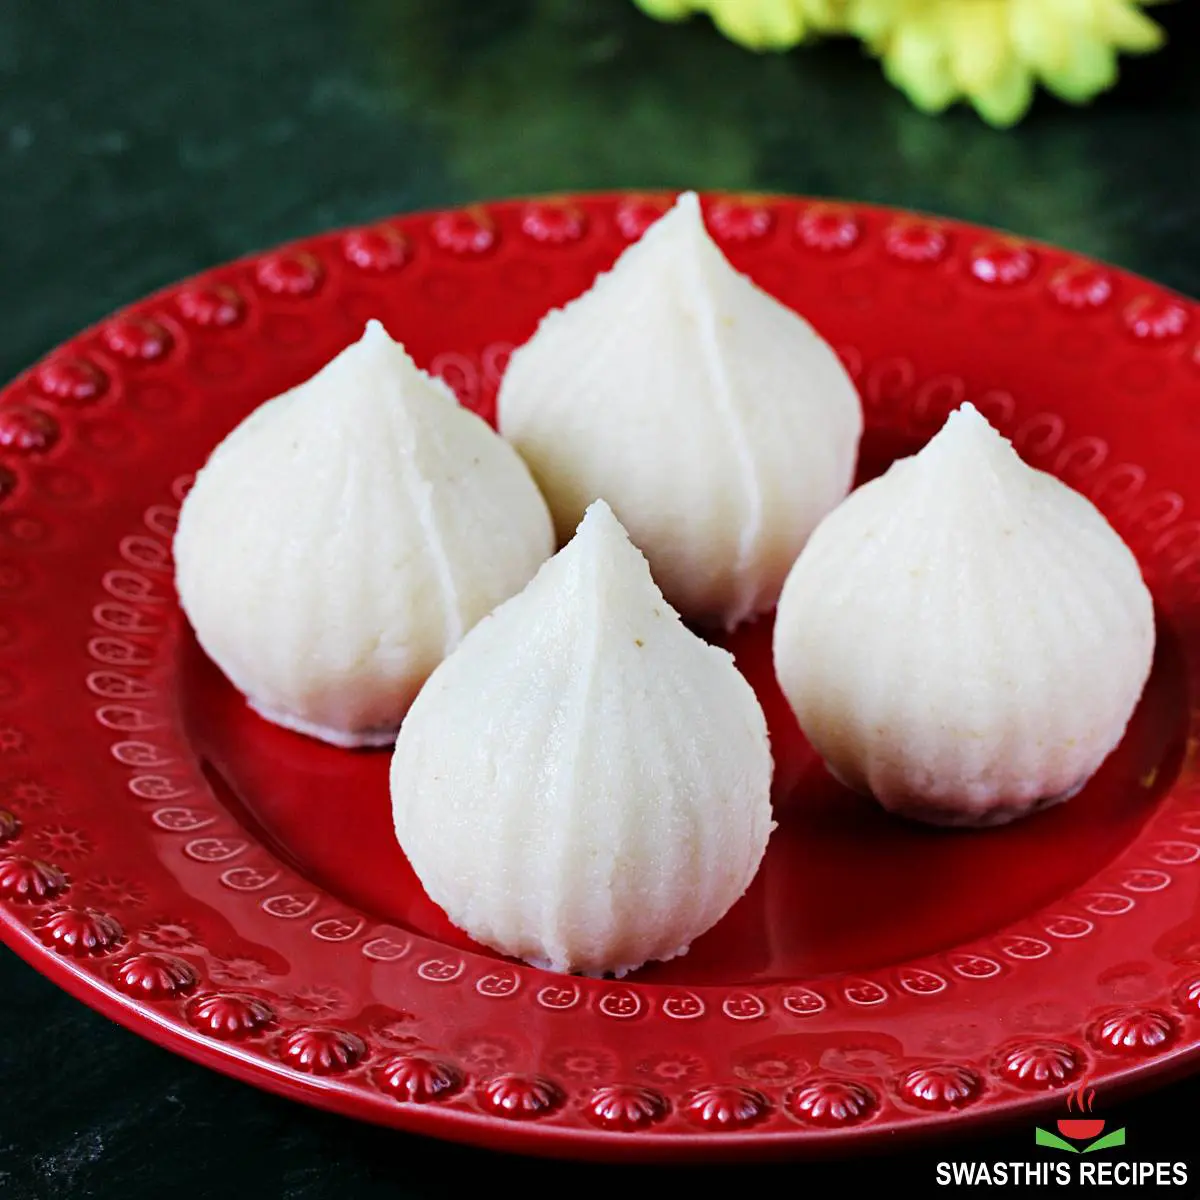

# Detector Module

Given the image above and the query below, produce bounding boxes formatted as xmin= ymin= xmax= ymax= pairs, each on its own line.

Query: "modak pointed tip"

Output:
xmin=354 ymin=316 xmax=414 ymax=368
xmin=360 ymin=316 xmax=391 ymax=345
xmin=672 ymin=189 xmax=703 ymax=217
xmin=923 ymin=402 xmax=1013 ymax=463
xmin=344 ymin=317 xmax=449 ymax=405
xmin=566 ymin=498 xmax=658 ymax=596
xmin=637 ymin=189 xmax=707 ymax=247
xmin=577 ymin=497 xmax=625 ymax=538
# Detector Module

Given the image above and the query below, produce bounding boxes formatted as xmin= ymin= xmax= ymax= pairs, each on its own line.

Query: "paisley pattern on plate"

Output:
xmin=0 ymin=195 xmax=1198 ymax=1161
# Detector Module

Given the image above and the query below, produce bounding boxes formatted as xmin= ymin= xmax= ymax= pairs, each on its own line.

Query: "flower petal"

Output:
xmin=1045 ymin=0 xmax=1107 ymax=27
xmin=971 ymin=57 xmax=1036 ymax=127
xmin=1096 ymin=0 xmax=1165 ymax=53
xmin=945 ymin=0 xmax=1012 ymax=95
xmin=702 ymin=0 xmax=817 ymax=50
xmin=1008 ymin=0 xmax=1072 ymax=76
xmin=1043 ymin=36 xmax=1118 ymax=103
xmin=847 ymin=0 xmax=906 ymax=46
xmin=883 ymin=18 xmax=958 ymax=113
xmin=633 ymin=0 xmax=697 ymax=20
xmin=805 ymin=0 xmax=848 ymax=31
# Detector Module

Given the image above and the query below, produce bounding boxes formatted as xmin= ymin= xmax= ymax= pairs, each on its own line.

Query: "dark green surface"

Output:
xmin=2 ymin=1 xmax=1200 ymax=1195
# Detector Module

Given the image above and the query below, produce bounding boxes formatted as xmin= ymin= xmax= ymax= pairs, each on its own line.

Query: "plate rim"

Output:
xmin=6 ymin=899 xmax=1200 ymax=1164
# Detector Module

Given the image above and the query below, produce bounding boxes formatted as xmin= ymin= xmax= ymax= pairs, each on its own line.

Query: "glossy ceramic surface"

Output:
xmin=0 ymin=193 xmax=1198 ymax=1161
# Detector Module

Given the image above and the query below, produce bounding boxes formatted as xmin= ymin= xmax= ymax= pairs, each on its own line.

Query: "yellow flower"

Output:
xmin=848 ymin=0 xmax=1167 ymax=127
xmin=633 ymin=0 xmax=847 ymax=50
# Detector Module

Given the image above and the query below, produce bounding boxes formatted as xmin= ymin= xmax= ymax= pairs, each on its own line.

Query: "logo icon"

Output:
xmin=1035 ymin=1077 xmax=1126 ymax=1154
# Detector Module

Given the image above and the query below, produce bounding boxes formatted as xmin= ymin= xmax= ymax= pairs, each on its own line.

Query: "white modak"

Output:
xmin=174 ymin=320 xmax=554 ymax=748
xmin=498 ymin=191 xmax=863 ymax=631
xmin=773 ymin=403 xmax=1156 ymax=828
xmin=391 ymin=500 xmax=775 ymax=977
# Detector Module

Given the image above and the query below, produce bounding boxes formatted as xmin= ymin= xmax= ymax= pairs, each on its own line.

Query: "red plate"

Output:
xmin=1 ymin=193 xmax=1198 ymax=1162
